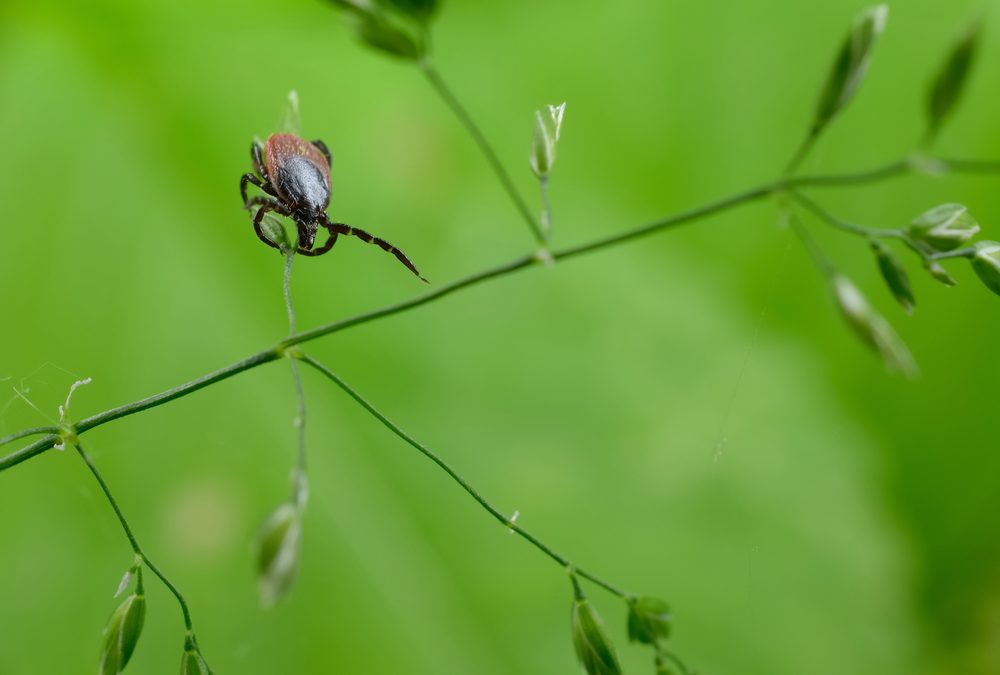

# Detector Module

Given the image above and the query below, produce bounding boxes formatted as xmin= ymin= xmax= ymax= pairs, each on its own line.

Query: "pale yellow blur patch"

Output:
xmin=160 ymin=478 xmax=243 ymax=564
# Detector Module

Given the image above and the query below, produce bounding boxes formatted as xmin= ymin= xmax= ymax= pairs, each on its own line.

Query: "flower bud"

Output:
xmin=255 ymin=502 xmax=302 ymax=608
xmin=870 ymin=240 xmax=914 ymax=313
xmin=970 ymin=240 xmax=1000 ymax=296
xmin=832 ymin=276 xmax=917 ymax=377
xmin=812 ymin=5 xmax=888 ymax=135
xmin=927 ymin=20 xmax=981 ymax=137
xmin=180 ymin=647 xmax=211 ymax=675
xmin=98 ymin=593 xmax=146 ymax=675
xmin=908 ymin=203 xmax=979 ymax=251
xmin=626 ymin=596 xmax=672 ymax=645
xmin=926 ymin=261 xmax=958 ymax=287
xmin=571 ymin=596 xmax=621 ymax=675
xmin=529 ymin=103 xmax=566 ymax=179
xmin=354 ymin=15 xmax=420 ymax=60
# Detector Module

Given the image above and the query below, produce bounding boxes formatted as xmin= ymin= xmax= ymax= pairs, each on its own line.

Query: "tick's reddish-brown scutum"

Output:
xmin=265 ymin=133 xmax=331 ymax=211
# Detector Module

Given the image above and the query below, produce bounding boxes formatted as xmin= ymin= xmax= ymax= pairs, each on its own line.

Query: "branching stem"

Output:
xmin=297 ymin=353 xmax=627 ymax=598
xmin=72 ymin=442 xmax=197 ymax=635
xmin=3 ymin=156 xmax=1000 ymax=471
xmin=420 ymin=60 xmax=546 ymax=244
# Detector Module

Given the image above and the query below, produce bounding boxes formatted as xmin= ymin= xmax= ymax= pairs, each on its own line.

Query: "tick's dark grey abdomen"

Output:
xmin=274 ymin=155 xmax=330 ymax=214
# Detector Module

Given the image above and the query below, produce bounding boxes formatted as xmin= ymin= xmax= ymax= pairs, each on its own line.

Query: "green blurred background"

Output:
xmin=1 ymin=0 xmax=998 ymax=673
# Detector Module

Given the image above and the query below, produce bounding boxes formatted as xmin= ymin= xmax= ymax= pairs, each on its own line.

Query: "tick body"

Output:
xmin=240 ymin=134 xmax=426 ymax=281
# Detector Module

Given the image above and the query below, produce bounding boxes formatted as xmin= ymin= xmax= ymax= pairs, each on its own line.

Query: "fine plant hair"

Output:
xmin=4 ymin=3 xmax=1000 ymax=674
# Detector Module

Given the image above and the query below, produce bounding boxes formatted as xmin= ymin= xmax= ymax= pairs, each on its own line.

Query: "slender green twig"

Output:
xmin=72 ymin=442 xmax=197 ymax=635
xmin=790 ymin=190 xmax=906 ymax=239
xmin=419 ymin=60 xmax=545 ymax=244
xmin=297 ymin=352 xmax=627 ymax=598
xmin=539 ymin=175 xmax=552 ymax=241
xmin=928 ymin=247 xmax=977 ymax=261
xmin=785 ymin=129 xmax=820 ymax=177
xmin=4 ymin=156 xmax=1000 ymax=472
xmin=788 ymin=210 xmax=836 ymax=279
xmin=0 ymin=425 xmax=60 ymax=448
xmin=283 ymin=248 xmax=308 ymax=506
xmin=657 ymin=646 xmax=694 ymax=675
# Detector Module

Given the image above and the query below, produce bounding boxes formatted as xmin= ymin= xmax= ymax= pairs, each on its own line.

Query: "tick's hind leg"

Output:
xmin=252 ymin=141 xmax=268 ymax=179
xmin=311 ymin=140 xmax=332 ymax=167
xmin=321 ymin=215 xmax=427 ymax=282
xmin=252 ymin=200 xmax=292 ymax=251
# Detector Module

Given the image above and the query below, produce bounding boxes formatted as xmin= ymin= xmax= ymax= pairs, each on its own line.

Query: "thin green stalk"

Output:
xmin=790 ymin=190 xmax=905 ymax=239
xmin=72 ymin=442 xmax=197 ymax=633
xmin=0 ymin=350 xmax=281 ymax=471
xmin=0 ymin=425 xmax=60 ymax=448
xmin=539 ymin=175 xmax=552 ymax=241
xmin=785 ymin=129 xmax=819 ymax=176
xmin=929 ymin=247 xmax=977 ymax=261
xmin=420 ymin=60 xmax=545 ymax=244
xmin=297 ymin=352 xmax=626 ymax=598
xmin=789 ymin=159 xmax=909 ymax=187
xmin=657 ymin=646 xmax=694 ymax=675
xmin=788 ymin=211 xmax=836 ymax=279
xmin=4 ymin=156 xmax=1000 ymax=472
xmin=283 ymin=249 xmax=308 ymax=506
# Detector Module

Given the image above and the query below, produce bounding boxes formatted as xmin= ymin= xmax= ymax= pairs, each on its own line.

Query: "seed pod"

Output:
xmin=908 ymin=203 xmax=979 ymax=252
xmin=98 ymin=594 xmax=146 ymax=675
xmin=256 ymin=502 xmax=302 ymax=608
xmin=571 ymin=596 xmax=622 ymax=675
xmin=626 ymin=596 xmax=672 ymax=645
xmin=970 ymin=241 xmax=1000 ymax=296
xmin=870 ymin=240 xmax=915 ymax=313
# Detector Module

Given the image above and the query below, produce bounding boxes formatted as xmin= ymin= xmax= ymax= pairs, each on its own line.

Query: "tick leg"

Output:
xmin=241 ymin=173 xmax=278 ymax=208
xmin=298 ymin=232 xmax=337 ymax=257
xmin=252 ymin=141 xmax=269 ymax=180
xmin=252 ymin=200 xmax=291 ymax=252
xmin=321 ymin=215 xmax=427 ymax=282
xmin=246 ymin=195 xmax=281 ymax=211
xmin=311 ymin=139 xmax=332 ymax=167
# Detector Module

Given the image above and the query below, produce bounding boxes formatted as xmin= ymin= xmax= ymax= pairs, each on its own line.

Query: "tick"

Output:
xmin=240 ymin=134 xmax=426 ymax=281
